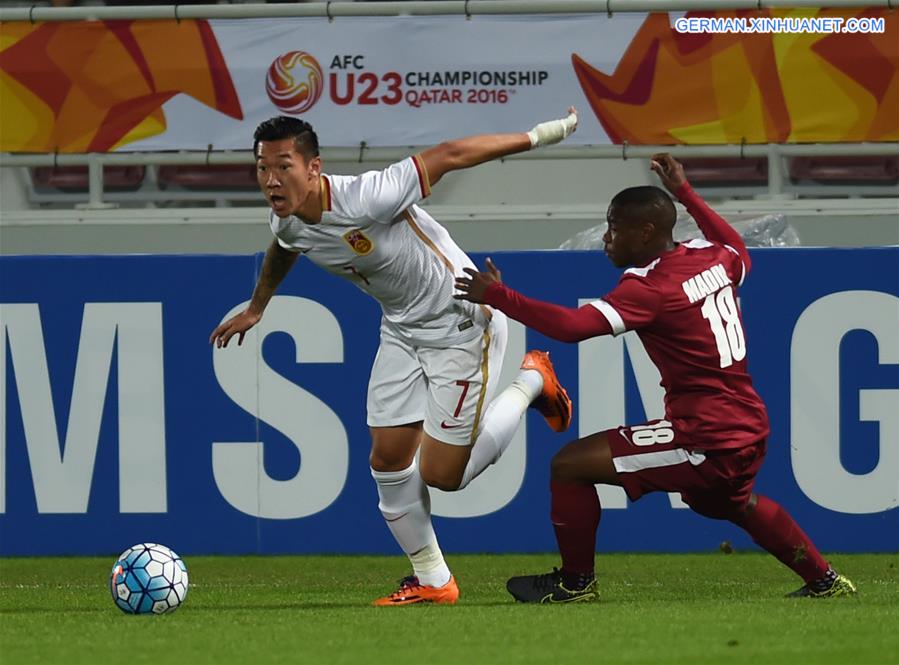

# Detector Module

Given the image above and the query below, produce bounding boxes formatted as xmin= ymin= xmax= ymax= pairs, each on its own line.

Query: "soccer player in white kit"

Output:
xmin=209 ymin=109 xmax=579 ymax=605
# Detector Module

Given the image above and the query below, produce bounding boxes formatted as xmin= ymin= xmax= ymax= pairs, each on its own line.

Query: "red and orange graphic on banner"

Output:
xmin=0 ymin=19 xmax=242 ymax=152
xmin=1 ymin=11 xmax=896 ymax=152
xmin=573 ymin=8 xmax=898 ymax=144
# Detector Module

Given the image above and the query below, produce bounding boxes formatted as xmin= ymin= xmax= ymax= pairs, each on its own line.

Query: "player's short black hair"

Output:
xmin=253 ymin=116 xmax=320 ymax=161
xmin=609 ymin=185 xmax=676 ymax=231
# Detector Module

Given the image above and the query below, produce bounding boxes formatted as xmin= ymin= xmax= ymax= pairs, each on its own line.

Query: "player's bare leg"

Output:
xmin=418 ymin=350 xmax=572 ymax=493
xmin=372 ymin=351 xmax=573 ymax=605
xmin=550 ymin=431 xmax=619 ymax=485
xmin=371 ymin=350 xmax=570 ymax=605
xmin=369 ymin=423 xmax=421 ymax=472
xmin=511 ymin=433 xmax=857 ymax=602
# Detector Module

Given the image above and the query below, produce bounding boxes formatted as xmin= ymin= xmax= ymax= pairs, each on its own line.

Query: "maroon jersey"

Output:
xmin=481 ymin=182 xmax=769 ymax=450
xmin=589 ymin=237 xmax=769 ymax=449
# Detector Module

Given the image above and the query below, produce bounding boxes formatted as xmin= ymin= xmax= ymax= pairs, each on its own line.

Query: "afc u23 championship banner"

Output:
xmin=0 ymin=10 xmax=897 ymax=153
xmin=0 ymin=249 xmax=897 ymax=556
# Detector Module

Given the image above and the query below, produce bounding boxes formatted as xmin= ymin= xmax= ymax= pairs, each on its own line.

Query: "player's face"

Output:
xmin=255 ymin=138 xmax=320 ymax=217
xmin=602 ymin=207 xmax=646 ymax=267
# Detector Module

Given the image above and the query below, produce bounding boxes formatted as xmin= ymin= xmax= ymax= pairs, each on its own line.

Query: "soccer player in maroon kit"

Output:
xmin=454 ymin=153 xmax=856 ymax=603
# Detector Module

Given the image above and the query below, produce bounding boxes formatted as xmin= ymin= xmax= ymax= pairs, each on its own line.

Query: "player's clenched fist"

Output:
xmin=650 ymin=153 xmax=688 ymax=193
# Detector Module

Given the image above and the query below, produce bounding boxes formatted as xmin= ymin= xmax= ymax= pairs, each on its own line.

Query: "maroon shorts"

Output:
xmin=605 ymin=419 xmax=766 ymax=519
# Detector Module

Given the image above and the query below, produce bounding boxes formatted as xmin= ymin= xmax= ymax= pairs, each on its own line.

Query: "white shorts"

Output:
xmin=366 ymin=312 xmax=508 ymax=445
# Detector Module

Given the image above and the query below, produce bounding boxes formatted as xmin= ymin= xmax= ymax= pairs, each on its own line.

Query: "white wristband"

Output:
xmin=527 ymin=112 xmax=578 ymax=148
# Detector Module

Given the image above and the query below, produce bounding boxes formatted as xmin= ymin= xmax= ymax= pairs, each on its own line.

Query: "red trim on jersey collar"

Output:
xmin=320 ymin=175 xmax=332 ymax=212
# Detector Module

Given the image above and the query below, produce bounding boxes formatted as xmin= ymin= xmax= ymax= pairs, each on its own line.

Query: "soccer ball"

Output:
xmin=110 ymin=543 xmax=189 ymax=615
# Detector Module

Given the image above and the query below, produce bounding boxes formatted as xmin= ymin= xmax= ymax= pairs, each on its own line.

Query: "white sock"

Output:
xmin=371 ymin=462 xmax=451 ymax=588
xmin=515 ymin=368 xmax=545 ymax=402
xmin=408 ymin=537 xmax=451 ymax=588
xmin=457 ymin=369 xmax=544 ymax=490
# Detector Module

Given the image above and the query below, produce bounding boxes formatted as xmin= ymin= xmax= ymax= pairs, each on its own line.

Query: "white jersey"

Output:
xmin=269 ymin=155 xmax=488 ymax=347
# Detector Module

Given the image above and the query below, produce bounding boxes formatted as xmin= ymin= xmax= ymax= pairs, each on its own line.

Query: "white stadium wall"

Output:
xmin=2 ymin=161 xmax=898 ymax=255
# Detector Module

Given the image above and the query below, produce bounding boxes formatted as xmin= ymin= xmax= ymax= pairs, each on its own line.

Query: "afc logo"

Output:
xmin=266 ymin=51 xmax=324 ymax=114
xmin=266 ymin=51 xmax=407 ymax=111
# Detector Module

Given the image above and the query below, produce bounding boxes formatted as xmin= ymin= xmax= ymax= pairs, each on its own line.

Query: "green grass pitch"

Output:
xmin=1 ymin=553 xmax=896 ymax=664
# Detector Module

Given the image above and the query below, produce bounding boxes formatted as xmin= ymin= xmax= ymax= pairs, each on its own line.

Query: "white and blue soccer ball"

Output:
xmin=110 ymin=543 xmax=189 ymax=615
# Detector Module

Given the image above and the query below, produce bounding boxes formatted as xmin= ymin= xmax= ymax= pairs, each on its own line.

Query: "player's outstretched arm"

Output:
xmin=651 ymin=153 xmax=751 ymax=271
xmin=418 ymin=107 xmax=578 ymax=187
xmin=209 ymin=239 xmax=299 ymax=348
xmin=454 ymin=259 xmax=611 ymax=343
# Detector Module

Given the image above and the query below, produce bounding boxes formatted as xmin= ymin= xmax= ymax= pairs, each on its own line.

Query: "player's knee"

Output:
xmin=550 ymin=449 xmax=576 ymax=482
xmin=419 ymin=466 xmax=463 ymax=492
xmin=368 ymin=426 xmax=420 ymax=472
xmin=369 ymin=449 xmax=414 ymax=472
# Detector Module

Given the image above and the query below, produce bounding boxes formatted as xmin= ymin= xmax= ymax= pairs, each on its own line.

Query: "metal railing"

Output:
xmin=3 ymin=142 xmax=899 ymax=207
xmin=1 ymin=0 xmax=892 ymax=23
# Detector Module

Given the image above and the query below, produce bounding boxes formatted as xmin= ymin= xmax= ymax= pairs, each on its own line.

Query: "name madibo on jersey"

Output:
xmin=589 ymin=239 xmax=770 ymax=449
xmin=269 ymin=156 xmax=488 ymax=347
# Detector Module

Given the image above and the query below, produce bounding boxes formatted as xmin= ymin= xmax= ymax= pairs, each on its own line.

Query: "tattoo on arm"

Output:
xmin=249 ymin=240 xmax=299 ymax=315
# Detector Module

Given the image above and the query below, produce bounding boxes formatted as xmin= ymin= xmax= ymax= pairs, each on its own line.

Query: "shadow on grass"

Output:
xmin=0 ymin=607 xmax=109 ymax=615
xmin=0 ymin=599 xmax=518 ymax=615
xmin=196 ymin=600 xmax=517 ymax=611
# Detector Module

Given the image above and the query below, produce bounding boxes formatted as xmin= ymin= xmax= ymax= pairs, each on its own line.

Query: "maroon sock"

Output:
xmin=734 ymin=494 xmax=830 ymax=583
xmin=550 ymin=480 xmax=600 ymax=583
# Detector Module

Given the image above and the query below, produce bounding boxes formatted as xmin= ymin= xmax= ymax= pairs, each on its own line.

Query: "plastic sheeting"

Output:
xmin=559 ymin=212 xmax=801 ymax=250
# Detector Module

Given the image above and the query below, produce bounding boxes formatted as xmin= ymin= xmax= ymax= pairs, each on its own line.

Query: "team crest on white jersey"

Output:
xmin=343 ymin=229 xmax=373 ymax=255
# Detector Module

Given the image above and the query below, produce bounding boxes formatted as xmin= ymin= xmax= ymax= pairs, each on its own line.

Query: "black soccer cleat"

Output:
xmin=506 ymin=568 xmax=599 ymax=604
xmin=787 ymin=571 xmax=857 ymax=599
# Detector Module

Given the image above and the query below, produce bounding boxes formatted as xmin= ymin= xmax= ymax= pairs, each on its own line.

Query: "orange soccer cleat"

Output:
xmin=521 ymin=350 xmax=572 ymax=433
xmin=372 ymin=575 xmax=460 ymax=606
